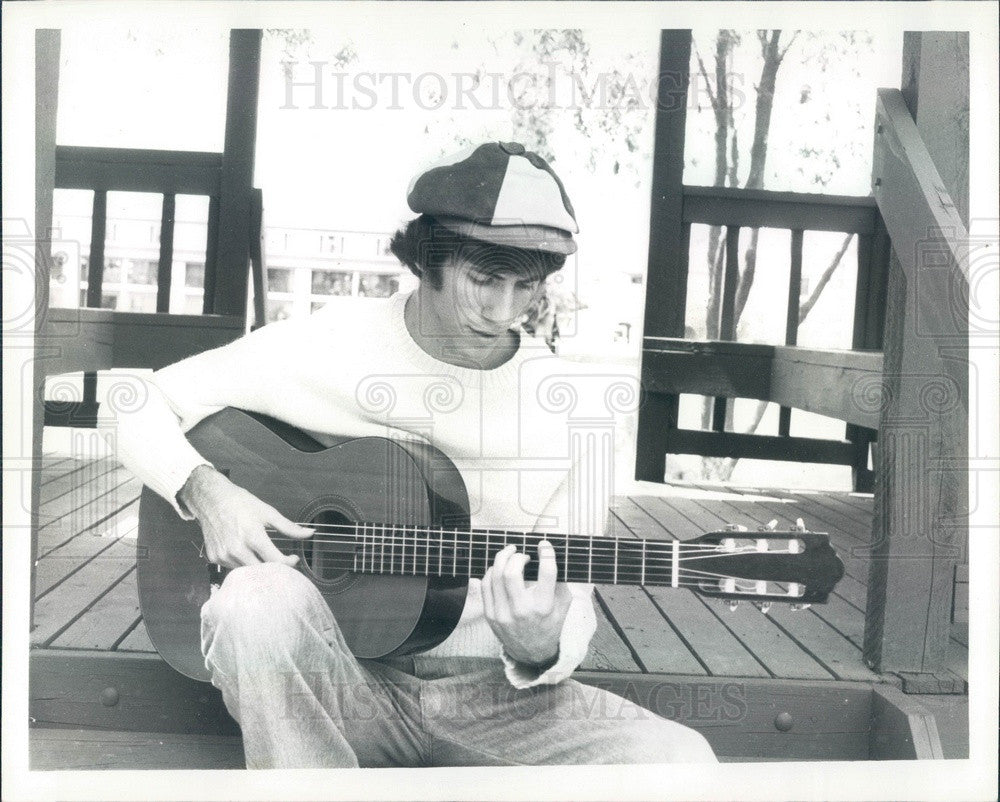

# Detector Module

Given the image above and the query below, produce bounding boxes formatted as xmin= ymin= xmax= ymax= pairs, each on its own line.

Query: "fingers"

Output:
xmin=269 ymin=509 xmax=315 ymax=539
xmin=250 ymin=531 xmax=300 ymax=567
xmin=535 ymin=540 xmax=559 ymax=601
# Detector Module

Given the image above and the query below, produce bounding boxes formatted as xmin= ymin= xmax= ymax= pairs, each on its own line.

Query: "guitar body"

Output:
xmin=137 ymin=408 xmax=470 ymax=682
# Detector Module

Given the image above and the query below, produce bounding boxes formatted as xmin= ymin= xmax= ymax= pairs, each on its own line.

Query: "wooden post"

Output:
xmin=32 ymin=29 xmax=61 ymax=624
xmin=208 ymin=30 xmax=261 ymax=317
xmin=635 ymin=30 xmax=691 ymax=482
xmin=863 ymin=84 xmax=969 ymax=686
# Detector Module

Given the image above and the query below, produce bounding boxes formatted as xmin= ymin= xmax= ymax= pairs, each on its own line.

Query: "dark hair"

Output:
xmin=389 ymin=214 xmax=567 ymax=290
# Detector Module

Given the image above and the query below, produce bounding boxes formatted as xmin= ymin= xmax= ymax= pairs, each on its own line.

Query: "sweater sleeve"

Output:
xmin=115 ymin=318 xmax=306 ymax=519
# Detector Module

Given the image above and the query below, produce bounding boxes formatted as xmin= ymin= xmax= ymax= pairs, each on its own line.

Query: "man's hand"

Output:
xmin=179 ymin=465 xmax=314 ymax=568
xmin=481 ymin=541 xmax=571 ymax=668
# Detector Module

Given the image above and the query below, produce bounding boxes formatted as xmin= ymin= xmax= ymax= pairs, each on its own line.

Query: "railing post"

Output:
xmin=635 ymin=30 xmax=691 ymax=482
xmin=208 ymin=29 xmax=261 ymax=318
xmin=863 ymin=87 xmax=968 ymax=687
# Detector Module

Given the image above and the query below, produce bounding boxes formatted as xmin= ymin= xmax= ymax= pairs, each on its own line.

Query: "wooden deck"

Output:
xmin=29 ymin=455 xmax=969 ymax=765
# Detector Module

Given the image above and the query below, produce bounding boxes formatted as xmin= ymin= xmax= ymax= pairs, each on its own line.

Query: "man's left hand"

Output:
xmin=482 ymin=541 xmax=572 ymax=667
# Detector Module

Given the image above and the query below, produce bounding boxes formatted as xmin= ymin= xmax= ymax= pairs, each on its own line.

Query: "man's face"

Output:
xmin=421 ymin=255 xmax=546 ymax=344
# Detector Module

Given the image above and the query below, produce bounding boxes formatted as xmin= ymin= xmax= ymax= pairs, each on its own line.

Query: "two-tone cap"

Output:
xmin=406 ymin=141 xmax=578 ymax=255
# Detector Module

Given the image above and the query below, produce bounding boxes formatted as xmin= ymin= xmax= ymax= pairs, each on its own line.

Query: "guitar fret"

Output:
xmin=587 ymin=535 xmax=593 ymax=583
xmin=437 ymin=526 xmax=442 ymax=577
xmin=412 ymin=525 xmax=417 ymax=575
xmin=467 ymin=529 xmax=472 ymax=578
xmin=671 ymin=539 xmax=680 ymax=588
xmin=485 ymin=531 xmax=490 ymax=578
xmin=452 ymin=529 xmax=457 ymax=577
xmin=613 ymin=538 xmax=619 ymax=585
xmin=641 ymin=540 xmax=647 ymax=586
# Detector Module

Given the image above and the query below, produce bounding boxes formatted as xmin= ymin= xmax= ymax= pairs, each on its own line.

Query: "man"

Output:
xmin=117 ymin=141 xmax=716 ymax=768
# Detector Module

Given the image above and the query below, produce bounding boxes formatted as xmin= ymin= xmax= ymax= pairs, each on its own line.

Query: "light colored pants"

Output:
xmin=200 ymin=563 xmax=717 ymax=768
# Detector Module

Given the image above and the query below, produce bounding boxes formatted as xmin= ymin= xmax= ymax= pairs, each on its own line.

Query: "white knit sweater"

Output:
xmin=117 ymin=292 xmax=624 ymax=688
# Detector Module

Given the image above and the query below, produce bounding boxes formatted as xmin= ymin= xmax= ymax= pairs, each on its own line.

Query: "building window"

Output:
xmin=127 ymin=259 xmax=159 ymax=285
xmin=128 ymin=293 xmax=157 ymax=313
xmin=103 ymin=258 xmax=123 ymax=284
xmin=311 ymin=270 xmax=352 ymax=296
xmin=267 ymin=268 xmax=294 ymax=294
xmin=358 ymin=273 xmax=399 ymax=298
xmin=266 ymin=299 xmax=294 ymax=323
xmin=185 ymin=263 xmax=205 ymax=288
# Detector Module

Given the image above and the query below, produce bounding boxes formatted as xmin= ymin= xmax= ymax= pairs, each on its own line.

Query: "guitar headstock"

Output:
xmin=683 ymin=520 xmax=844 ymax=608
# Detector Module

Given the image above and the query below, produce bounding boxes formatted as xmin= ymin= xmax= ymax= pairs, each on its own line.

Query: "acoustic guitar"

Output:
xmin=137 ymin=408 xmax=845 ymax=682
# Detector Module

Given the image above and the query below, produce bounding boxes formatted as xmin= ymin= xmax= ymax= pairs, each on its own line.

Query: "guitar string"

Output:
xmin=260 ymin=525 xmax=808 ymax=584
xmin=271 ymin=524 xmax=758 ymax=553
xmin=269 ymin=526 xmax=792 ymax=562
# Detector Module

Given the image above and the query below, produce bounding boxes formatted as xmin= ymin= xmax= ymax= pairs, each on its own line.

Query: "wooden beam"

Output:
xmin=32 ymin=28 xmax=62 ymax=624
xmin=210 ymin=30 xmax=262 ymax=317
xmin=156 ymin=194 xmax=176 ymax=313
xmin=640 ymin=340 xmax=884 ymax=429
xmin=864 ymin=88 xmax=969 ymax=675
xmin=682 ymin=186 xmax=878 ymax=234
xmin=665 ymin=429 xmax=858 ymax=465
xmin=84 ymin=190 xmax=107 ymax=308
xmin=635 ymin=30 xmax=691 ymax=482
xmin=55 ymin=146 xmax=223 ymax=195
xmin=900 ymin=33 xmax=969 ymax=227
xmin=28 ymin=650 xmax=943 ymax=761
xmin=779 ymin=230 xmax=804 ymax=437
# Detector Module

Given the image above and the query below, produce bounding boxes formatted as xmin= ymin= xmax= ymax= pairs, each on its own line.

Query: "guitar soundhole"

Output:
xmin=301 ymin=509 xmax=355 ymax=583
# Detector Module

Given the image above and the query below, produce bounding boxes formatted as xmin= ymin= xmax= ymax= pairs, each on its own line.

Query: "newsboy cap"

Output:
xmin=406 ymin=141 xmax=578 ymax=255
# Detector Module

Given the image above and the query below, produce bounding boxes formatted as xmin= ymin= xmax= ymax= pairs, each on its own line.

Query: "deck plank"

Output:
xmin=30 ymin=728 xmax=245 ymax=770
xmin=35 ymin=499 xmax=139 ymax=598
xmin=782 ymin=492 xmax=872 ymax=542
xmin=609 ymin=498 xmax=674 ymax=540
xmin=37 ymin=473 xmax=141 ymax=557
xmin=31 ymin=537 xmax=137 ymax=647
xmin=116 ymin=619 xmax=157 ymax=653
xmin=38 ymin=458 xmax=118 ymax=510
xmin=644 ymin=587 xmax=769 ymax=677
xmin=596 ymin=585 xmax=705 ymax=674
xmin=765 ymin=605 xmax=882 ymax=682
xmin=51 ymin=566 xmax=142 ymax=651
xmin=633 ymin=496 xmax=844 ymax=681
xmin=578 ymin=599 xmax=641 ymax=672
xmin=39 ymin=456 xmax=94 ymax=486
xmin=624 ymin=496 xmax=699 ymax=539
xmin=807 ymin=491 xmax=874 ymax=528
xmin=38 ymin=457 xmax=77 ymax=485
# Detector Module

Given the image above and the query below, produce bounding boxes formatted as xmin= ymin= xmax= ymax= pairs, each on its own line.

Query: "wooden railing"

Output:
xmin=41 ymin=30 xmax=264 ymax=429
xmin=636 ymin=32 xmax=891 ymax=491
xmin=637 ymin=184 xmax=890 ymax=490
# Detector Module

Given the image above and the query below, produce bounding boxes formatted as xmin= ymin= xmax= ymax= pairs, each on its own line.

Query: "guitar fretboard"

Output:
xmin=344 ymin=524 xmax=681 ymax=587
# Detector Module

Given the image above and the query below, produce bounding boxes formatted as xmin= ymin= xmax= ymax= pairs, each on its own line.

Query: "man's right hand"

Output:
xmin=178 ymin=465 xmax=314 ymax=568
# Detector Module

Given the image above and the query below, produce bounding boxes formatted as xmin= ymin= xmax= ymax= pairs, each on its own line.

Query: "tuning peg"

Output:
xmin=728 ymin=599 xmax=741 ymax=612
xmin=725 ymin=524 xmax=748 ymax=532
xmin=753 ymin=601 xmax=772 ymax=614
xmin=766 ymin=519 xmax=779 ymax=531
xmin=794 ymin=518 xmax=806 ymax=532
xmin=789 ymin=603 xmax=812 ymax=611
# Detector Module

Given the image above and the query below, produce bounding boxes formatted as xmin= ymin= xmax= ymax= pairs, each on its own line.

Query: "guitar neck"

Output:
xmin=346 ymin=524 xmax=680 ymax=587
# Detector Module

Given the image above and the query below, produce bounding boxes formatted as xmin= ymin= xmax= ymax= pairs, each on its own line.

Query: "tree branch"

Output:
xmin=778 ymin=30 xmax=800 ymax=60
xmin=694 ymin=48 xmax=718 ymax=110
xmin=799 ymin=233 xmax=855 ymax=323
